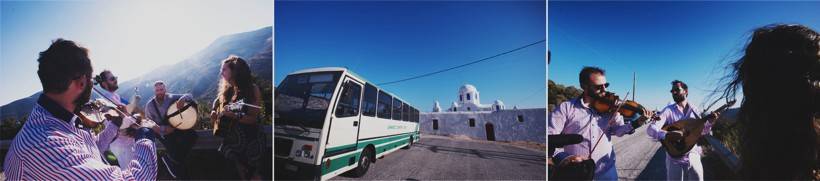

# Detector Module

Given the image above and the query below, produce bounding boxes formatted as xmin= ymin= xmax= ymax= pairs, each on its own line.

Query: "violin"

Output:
xmin=75 ymin=98 xmax=132 ymax=129
xmin=590 ymin=91 xmax=658 ymax=126
xmin=75 ymin=81 xmax=155 ymax=130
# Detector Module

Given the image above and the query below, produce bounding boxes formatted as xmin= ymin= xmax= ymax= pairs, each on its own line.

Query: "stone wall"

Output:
xmin=419 ymin=108 xmax=546 ymax=143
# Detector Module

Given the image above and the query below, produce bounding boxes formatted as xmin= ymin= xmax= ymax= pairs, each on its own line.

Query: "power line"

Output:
xmin=377 ymin=39 xmax=546 ymax=86
xmin=512 ymin=86 xmax=546 ymax=108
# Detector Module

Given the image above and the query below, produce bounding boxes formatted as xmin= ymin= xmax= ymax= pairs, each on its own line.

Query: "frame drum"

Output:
xmin=167 ymin=100 xmax=198 ymax=130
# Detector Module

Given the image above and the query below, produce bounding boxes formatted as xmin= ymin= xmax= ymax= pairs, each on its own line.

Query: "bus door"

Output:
xmin=325 ymin=77 xmax=363 ymax=157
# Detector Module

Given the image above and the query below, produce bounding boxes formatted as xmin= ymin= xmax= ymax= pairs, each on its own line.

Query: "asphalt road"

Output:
xmin=334 ymin=135 xmax=546 ymax=180
xmin=611 ymin=125 xmax=666 ymax=180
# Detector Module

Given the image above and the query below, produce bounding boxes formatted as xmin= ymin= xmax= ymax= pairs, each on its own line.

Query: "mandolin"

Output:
xmin=661 ymin=100 xmax=736 ymax=158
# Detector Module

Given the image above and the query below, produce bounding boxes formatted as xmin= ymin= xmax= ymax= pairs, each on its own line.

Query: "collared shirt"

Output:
xmin=98 ymin=88 xmax=127 ymax=106
xmin=549 ymin=98 xmax=634 ymax=180
xmin=3 ymin=94 xmax=157 ymax=180
xmin=99 ymin=89 xmax=139 ymax=171
xmin=646 ymin=102 xmax=713 ymax=165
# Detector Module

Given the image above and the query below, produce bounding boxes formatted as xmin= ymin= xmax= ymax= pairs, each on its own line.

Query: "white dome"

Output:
xmin=494 ymin=100 xmax=504 ymax=105
xmin=459 ymin=84 xmax=478 ymax=94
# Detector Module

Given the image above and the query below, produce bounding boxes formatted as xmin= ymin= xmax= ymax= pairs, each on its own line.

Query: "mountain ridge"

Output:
xmin=0 ymin=26 xmax=273 ymax=123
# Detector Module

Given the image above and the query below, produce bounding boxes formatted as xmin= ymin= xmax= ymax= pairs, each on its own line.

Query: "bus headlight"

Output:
xmin=298 ymin=144 xmax=314 ymax=159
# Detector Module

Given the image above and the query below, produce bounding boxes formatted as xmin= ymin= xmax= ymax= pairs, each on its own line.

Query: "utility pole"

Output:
xmin=632 ymin=72 xmax=636 ymax=101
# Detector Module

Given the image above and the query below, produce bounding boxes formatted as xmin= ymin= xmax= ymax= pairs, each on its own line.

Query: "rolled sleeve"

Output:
xmin=29 ymin=131 xmax=155 ymax=180
xmin=646 ymin=108 xmax=671 ymax=141
xmin=610 ymin=114 xmax=634 ymax=137
xmin=549 ymin=102 xmax=570 ymax=162
xmin=96 ymin=121 xmax=119 ymax=152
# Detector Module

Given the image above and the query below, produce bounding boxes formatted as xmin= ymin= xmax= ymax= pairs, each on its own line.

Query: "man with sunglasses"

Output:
xmin=549 ymin=66 xmax=652 ymax=180
xmin=96 ymin=70 xmax=142 ymax=171
xmin=96 ymin=70 xmax=127 ymax=108
xmin=646 ymin=80 xmax=718 ymax=181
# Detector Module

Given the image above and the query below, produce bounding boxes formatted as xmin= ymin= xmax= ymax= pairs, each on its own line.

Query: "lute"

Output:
xmin=661 ymin=100 xmax=736 ymax=158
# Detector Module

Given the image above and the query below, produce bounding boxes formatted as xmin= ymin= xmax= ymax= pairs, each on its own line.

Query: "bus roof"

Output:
xmin=287 ymin=67 xmax=417 ymax=109
xmin=289 ymin=67 xmax=347 ymax=75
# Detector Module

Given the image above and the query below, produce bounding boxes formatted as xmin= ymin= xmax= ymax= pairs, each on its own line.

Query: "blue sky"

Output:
xmin=275 ymin=1 xmax=546 ymax=112
xmin=549 ymin=1 xmax=820 ymax=110
xmin=0 ymin=1 xmax=271 ymax=105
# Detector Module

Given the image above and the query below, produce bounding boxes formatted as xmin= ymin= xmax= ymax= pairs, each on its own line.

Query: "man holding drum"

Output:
xmin=144 ymin=80 xmax=197 ymax=179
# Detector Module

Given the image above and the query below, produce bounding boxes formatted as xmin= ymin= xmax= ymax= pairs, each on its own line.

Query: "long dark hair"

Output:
xmin=714 ymin=24 xmax=819 ymax=179
xmin=217 ymin=55 xmax=256 ymax=109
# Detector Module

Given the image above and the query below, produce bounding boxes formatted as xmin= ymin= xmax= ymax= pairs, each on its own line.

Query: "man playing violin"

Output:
xmin=646 ymin=80 xmax=719 ymax=181
xmin=549 ymin=66 xmax=654 ymax=180
xmin=3 ymin=39 xmax=158 ymax=180
xmin=95 ymin=70 xmax=141 ymax=171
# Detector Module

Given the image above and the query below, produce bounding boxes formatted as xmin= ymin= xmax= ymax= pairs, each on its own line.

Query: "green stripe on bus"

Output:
xmin=356 ymin=133 xmax=412 ymax=150
xmin=324 ymin=132 xmax=414 ymax=155
xmin=320 ymin=150 xmax=360 ymax=175
xmin=325 ymin=144 xmax=355 ymax=155
xmin=320 ymin=133 xmax=416 ymax=176
xmin=374 ymin=137 xmax=409 ymax=155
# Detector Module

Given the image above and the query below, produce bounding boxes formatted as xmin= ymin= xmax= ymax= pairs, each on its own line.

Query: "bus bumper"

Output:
xmin=275 ymin=157 xmax=321 ymax=180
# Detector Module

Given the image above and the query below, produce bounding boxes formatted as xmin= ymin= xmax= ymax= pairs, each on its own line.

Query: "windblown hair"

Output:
xmin=671 ymin=80 xmax=688 ymax=90
xmin=714 ymin=24 xmax=819 ymax=179
xmin=217 ymin=55 xmax=256 ymax=109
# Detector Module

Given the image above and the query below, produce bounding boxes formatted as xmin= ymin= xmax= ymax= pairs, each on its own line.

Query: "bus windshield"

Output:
xmin=275 ymin=71 xmax=342 ymax=129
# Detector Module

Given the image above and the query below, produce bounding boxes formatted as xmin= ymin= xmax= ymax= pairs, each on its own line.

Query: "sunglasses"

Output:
xmin=670 ymin=87 xmax=684 ymax=94
xmin=107 ymin=76 xmax=117 ymax=82
xmin=592 ymin=83 xmax=610 ymax=90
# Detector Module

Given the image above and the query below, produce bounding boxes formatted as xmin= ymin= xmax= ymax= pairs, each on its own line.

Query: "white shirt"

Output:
xmin=549 ymin=98 xmax=635 ymax=180
xmin=646 ymin=102 xmax=713 ymax=165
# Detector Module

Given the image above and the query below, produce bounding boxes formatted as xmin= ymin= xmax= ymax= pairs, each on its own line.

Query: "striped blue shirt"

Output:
xmin=3 ymin=94 xmax=157 ymax=180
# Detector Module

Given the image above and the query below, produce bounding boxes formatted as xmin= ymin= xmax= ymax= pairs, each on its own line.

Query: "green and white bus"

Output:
xmin=274 ymin=67 xmax=421 ymax=180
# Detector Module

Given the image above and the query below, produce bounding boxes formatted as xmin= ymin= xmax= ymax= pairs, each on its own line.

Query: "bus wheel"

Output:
xmin=403 ymin=136 xmax=413 ymax=149
xmin=349 ymin=147 xmax=372 ymax=177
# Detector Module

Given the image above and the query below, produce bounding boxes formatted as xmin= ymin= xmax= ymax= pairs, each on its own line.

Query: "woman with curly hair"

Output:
xmin=210 ymin=55 xmax=265 ymax=179
xmin=714 ymin=24 xmax=819 ymax=180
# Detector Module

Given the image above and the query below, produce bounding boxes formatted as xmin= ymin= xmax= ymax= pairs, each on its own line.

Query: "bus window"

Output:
xmin=362 ymin=83 xmax=377 ymax=117
xmin=410 ymin=108 xmax=419 ymax=122
xmin=377 ymin=90 xmax=392 ymax=119
xmin=275 ymin=71 xmax=342 ymax=129
xmin=392 ymin=98 xmax=403 ymax=120
xmin=334 ymin=81 xmax=362 ymax=118
xmin=402 ymin=103 xmax=409 ymax=121
xmin=410 ymin=108 xmax=415 ymax=123
xmin=410 ymin=107 xmax=415 ymax=122
xmin=414 ymin=108 xmax=419 ymax=123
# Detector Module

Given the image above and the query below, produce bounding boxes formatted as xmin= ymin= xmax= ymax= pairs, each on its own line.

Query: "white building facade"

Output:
xmin=420 ymin=84 xmax=545 ymax=143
